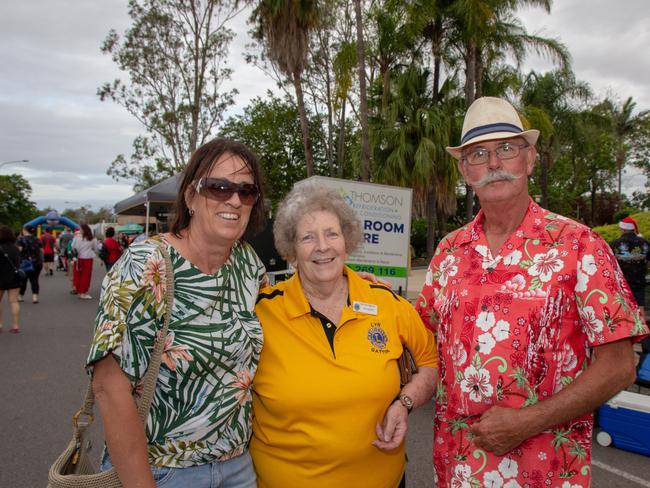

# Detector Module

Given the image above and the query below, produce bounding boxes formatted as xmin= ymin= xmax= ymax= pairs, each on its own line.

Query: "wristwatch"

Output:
xmin=398 ymin=394 xmax=414 ymax=412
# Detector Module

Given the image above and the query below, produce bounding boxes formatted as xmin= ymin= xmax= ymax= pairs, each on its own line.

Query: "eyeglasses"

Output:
xmin=462 ymin=142 xmax=529 ymax=166
xmin=194 ymin=177 xmax=259 ymax=205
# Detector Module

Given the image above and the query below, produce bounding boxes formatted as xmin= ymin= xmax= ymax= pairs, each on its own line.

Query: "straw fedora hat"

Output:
xmin=447 ymin=97 xmax=539 ymax=160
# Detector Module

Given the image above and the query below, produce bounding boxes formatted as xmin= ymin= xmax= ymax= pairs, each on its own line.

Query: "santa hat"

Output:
xmin=619 ymin=216 xmax=639 ymax=234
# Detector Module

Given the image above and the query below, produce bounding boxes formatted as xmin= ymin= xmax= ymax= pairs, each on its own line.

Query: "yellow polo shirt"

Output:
xmin=251 ymin=268 xmax=438 ymax=488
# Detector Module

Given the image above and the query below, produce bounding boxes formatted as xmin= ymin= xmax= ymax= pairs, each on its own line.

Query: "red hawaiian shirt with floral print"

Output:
xmin=416 ymin=199 xmax=648 ymax=488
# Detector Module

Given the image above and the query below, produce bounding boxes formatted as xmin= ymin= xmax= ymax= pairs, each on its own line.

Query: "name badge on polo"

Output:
xmin=352 ymin=301 xmax=378 ymax=315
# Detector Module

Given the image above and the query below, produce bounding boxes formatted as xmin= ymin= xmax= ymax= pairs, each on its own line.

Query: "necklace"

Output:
xmin=304 ymin=278 xmax=348 ymax=303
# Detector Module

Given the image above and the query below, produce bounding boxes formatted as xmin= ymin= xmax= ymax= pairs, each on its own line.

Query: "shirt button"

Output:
xmin=481 ymin=304 xmax=488 ymax=311
xmin=326 ymin=322 xmax=332 ymax=329
xmin=475 ymin=345 xmax=480 ymax=351
xmin=487 ymin=267 xmax=495 ymax=273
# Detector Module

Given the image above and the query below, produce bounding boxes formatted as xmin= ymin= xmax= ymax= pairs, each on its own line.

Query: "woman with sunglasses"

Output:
xmin=86 ymin=138 xmax=266 ymax=487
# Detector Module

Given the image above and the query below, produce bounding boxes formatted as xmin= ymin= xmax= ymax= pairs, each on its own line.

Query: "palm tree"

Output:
xmin=445 ymin=0 xmax=570 ymax=221
xmin=251 ymin=0 xmax=320 ymax=176
xmin=353 ymin=0 xmax=371 ymax=181
xmin=371 ymin=66 xmax=459 ymax=257
xmin=599 ymin=97 xmax=649 ymax=209
xmin=520 ymin=70 xmax=591 ymax=208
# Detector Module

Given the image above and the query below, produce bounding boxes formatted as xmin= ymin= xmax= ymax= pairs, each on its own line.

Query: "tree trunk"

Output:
xmin=474 ymin=46 xmax=484 ymax=99
xmin=293 ymin=70 xmax=315 ymax=177
xmin=337 ymin=97 xmax=347 ymax=178
xmin=354 ymin=0 xmax=371 ymax=181
xmin=540 ymin=150 xmax=549 ymax=209
xmin=431 ymin=17 xmax=442 ymax=103
xmin=616 ymin=148 xmax=625 ymax=210
xmin=590 ymin=179 xmax=597 ymax=227
xmin=464 ymin=42 xmax=477 ymax=222
xmin=426 ymin=187 xmax=437 ymax=260
xmin=325 ymin=64 xmax=335 ymax=177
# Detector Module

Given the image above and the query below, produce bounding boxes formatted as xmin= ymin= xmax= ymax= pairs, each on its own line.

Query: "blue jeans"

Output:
xmin=100 ymin=451 xmax=257 ymax=488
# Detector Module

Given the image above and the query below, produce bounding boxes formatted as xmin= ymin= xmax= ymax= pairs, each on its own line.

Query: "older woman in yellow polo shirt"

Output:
xmin=251 ymin=181 xmax=438 ymax=488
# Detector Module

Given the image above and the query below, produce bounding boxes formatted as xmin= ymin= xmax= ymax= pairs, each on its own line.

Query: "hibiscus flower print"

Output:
xmin=438 ymin=255 xmax=459 ymax=287
xmin=528 ymin=248 xmax=564 ymax=282
xmin=503 ymin=250 xmax=522 ymax=266
xmin=575 ymin=254 xmax=597 ymax=292
xmin=460 ymin=365 xmax=493 ymax=403
xmin=233 ymin=369 xmax=253 ymax=405
xmin=476 ymin=311 xmax=496 ymax=332
xmin=161 ymin=331 xmax=192 ymax=371
xmin=483 ymin=470 xmax=504 ymax=487
xmin=578 ymin=306 xmax=604 ymax=342
xmin=451 ymin=463 xmax=472 ymax=488
xmin=142 ymin=255 xmax=166 ymax=303
xmin=498 ymin=457 xmax=519 ymax=478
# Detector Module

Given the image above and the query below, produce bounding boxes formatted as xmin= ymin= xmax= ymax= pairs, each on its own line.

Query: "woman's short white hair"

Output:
xmin=273 ymin=180 xmax=363 ymax=263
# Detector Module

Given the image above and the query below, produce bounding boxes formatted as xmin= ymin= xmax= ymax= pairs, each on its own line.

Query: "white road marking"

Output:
xmin=592 ymin=459 xmax=650 ymax=487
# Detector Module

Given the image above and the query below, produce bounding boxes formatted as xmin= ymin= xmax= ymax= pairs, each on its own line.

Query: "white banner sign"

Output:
xmin=307 ymin=176 xmax=413 ymax=295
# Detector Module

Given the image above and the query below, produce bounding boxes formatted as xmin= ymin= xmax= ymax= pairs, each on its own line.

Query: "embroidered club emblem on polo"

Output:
xmin=367 ymin=324 xmax=388 ymax=352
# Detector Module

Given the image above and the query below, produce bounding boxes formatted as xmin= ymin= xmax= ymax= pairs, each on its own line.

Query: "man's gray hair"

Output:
xmin=273 ymin=180 xmax=363 ymax=263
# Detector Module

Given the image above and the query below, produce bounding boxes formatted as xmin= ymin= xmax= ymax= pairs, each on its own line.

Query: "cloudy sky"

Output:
xmin=1 ymin=0 xmax=648 ymax=212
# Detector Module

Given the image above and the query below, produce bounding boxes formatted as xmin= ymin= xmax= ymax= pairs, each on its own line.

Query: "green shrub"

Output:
xmin=593 ymin=211 xmax=650 ymax=243
xmin=411 ymin=218 xmax=427 ymax=258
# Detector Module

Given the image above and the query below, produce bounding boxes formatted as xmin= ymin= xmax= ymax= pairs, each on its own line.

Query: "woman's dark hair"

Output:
xmin=169 ymin=138 xmax=266 ymax=238
xmin=105 ymin=227 xmax=115 ymax=238
xmin=0 ymin=225 xmax=16 ymax=244
xmin=80 ymin=224 xmax=93 ymax=241
xmin=23 ymin=224 xmax=36 ymax=235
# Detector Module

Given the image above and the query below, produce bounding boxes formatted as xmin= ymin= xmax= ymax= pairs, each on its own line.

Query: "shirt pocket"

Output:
xmin=494 ymin=284 xmax=570 ymax=410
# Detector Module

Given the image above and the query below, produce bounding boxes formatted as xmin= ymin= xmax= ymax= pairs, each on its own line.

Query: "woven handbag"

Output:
xmin=47 ymin=242 xmax=174 ymax=488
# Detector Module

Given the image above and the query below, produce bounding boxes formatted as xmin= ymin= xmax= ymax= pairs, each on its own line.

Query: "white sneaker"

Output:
xmin=79 ymin=294 xmax=93 ymax=300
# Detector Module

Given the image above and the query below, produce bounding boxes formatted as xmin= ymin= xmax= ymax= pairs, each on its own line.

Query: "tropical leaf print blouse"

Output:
xmin=416 ymin=199 xmax=649 ymax=488
xmin=87 ymin=237 xmax=265 ymax=467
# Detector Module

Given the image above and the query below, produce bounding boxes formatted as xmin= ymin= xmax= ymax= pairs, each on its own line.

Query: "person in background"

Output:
xmin=72 ymin=223 xmax=100 ymax=300
xmin=0 ymin=225 xmax=22 ymax=333
xmin=17 ymin=224 xmax=43 ymax=304
xmin=88 ymin=138 xmax=266 ymax=487
xmin=417 ymin=96 xmax=648 ymax=487
xmin=251 ymin=181 xmax=438 ymax=488
xmin=40 ymin=226 xmax=56 ymax=276
xmin=57 ymin=227 xmax=74 ymax=272
xmin=611 ymin=216 xmax=650 ymax=321
xmin=117 ymin=232 xmax=130 ymax=250
xmin=102 ymin=227 xmax=124 ymax=271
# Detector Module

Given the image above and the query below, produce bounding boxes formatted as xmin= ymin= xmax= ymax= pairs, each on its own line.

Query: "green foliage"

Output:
xmin=410 ymin=218 xmax=427 ymax=258
xmin=220 ymin=94 xmax=331 ymax=208
xmin=98 ymin=0 xmax=239 ymax=189
xmin=613 ymin=207 xmax=637 ymax=223
xmin=0 ymin=175 xmax=39 ymax=233
xmin=593 ymin=212 xmax=650 ymax=242
xmin=61 ymin=206 xmax=115 ymax=225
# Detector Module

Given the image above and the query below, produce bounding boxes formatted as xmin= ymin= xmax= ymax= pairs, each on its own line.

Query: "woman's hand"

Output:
xmin=356 ymin=271 xmax=393 ymax=289
xmin=93 ymin=355 xmax=156 ymax=488
xmin=372 ymin=401 xmax=408 ymax=451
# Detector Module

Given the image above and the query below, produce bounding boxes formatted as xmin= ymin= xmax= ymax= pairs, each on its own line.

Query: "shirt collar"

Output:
xmin=456 ymin=197 xmax=552 ymax=247
xmin=282 ymin=266 xmax=374 ymax=320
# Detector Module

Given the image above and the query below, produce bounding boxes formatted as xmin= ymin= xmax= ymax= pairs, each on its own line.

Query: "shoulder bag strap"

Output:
xmin=76 ymin=240 xmax=174 ymax=423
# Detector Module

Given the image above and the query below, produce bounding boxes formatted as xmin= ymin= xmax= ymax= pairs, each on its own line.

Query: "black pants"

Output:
xmin=20 ymin=263 xmax=42 ymax=295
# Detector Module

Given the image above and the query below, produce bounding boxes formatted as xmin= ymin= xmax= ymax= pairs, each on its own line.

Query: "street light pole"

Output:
xmin=0 ymin=159 xmax=29 ymax=170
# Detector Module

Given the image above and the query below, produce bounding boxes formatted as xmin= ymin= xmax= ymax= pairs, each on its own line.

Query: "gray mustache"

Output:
xmin=474 ymin=170 xmax=521 ymax=188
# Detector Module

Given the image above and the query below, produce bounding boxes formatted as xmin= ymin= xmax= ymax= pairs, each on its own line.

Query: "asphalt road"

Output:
xmin=1 ymin=264 xmax=648 ymax=487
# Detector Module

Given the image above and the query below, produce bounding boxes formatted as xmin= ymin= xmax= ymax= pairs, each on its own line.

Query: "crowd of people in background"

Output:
xmin=0 ymin=222 xmax=145 ymax=334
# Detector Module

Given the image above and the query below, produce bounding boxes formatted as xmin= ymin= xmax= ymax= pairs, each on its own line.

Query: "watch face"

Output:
xmin=400 ymin=394 xmax=414 ymax=410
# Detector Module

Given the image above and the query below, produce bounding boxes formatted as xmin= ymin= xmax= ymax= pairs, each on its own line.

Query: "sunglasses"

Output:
xmin=194 ymin=177 xmax=259 ymax=206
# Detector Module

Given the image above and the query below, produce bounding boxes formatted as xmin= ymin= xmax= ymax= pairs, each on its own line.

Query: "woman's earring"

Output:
xmin=189 ymin=208 xmax=195 ymax=217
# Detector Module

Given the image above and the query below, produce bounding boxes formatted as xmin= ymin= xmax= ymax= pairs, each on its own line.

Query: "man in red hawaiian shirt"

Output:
xmin=416 ymin=97 xmax=649 ymax=488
